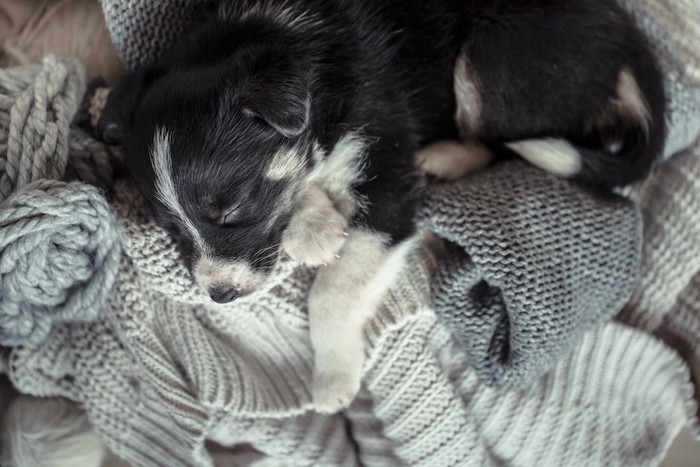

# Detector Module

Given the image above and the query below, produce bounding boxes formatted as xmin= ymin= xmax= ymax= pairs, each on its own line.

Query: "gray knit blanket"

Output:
xmin=0 ymin=0 xmax=698 ymax=465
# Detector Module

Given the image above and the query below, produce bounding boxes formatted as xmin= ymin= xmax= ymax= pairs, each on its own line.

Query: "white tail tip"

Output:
xmin=507 ymin=138 xmax=582 ymax=177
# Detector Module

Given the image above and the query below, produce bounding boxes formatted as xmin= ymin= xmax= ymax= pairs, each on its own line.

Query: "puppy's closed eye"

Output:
xmin=219 ymin=204 xmax=263 ymax=227
xmin=220 ymin=205 xmax=242 ymax=226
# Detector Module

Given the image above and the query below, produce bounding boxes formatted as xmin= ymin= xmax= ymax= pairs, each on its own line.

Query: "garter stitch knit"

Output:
xmin=1 ymin=1 xmax=698 ymax=465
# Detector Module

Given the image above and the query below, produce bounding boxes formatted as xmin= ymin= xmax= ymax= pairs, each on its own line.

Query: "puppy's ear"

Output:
xmin=240 ymin=53 xmax=311 ymax=138
xmin=97 ymin=67 xmax=161 ymax=145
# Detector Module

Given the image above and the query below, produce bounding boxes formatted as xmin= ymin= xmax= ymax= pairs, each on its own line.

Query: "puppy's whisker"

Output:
xmin=255 ymin=251 xmax=280 ymax=266
xmin=253 ymin=242 xmax=281 ymax=259
xmin=252 ymin=242 xmax=282 ymax=264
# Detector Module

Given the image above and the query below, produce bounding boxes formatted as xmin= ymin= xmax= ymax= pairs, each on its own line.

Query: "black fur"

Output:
xmin=460 ymin=0 xmax=665 ymax=187
xmin=99 ymin=0 xmax=665 ymax=299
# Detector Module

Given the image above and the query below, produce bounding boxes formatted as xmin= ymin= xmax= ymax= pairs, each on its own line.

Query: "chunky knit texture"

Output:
xmin=0 ymin=0 xmax=698 ymax=465
xmin=0 ymin=55 xmax=120 ymax=347
xmin=420 ymin=162 xmax=641 ymax=389
xmin=99 ymin=0 xmax=208 ymax=71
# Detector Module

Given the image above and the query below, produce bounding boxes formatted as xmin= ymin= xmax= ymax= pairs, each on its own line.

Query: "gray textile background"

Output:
xmin=98 ymin=0 xmax=648 ymax=389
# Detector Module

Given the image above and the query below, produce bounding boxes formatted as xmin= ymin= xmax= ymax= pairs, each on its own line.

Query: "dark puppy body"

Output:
xmin=100 ymin=0 xmax=665 ymax=410
xmin=458 ymin=0 xmax=665 ymax=187
xmin=104 ymin=0 xmax=461 ymax=270
xmin=101 ymin=0 xmax=664 ymax=281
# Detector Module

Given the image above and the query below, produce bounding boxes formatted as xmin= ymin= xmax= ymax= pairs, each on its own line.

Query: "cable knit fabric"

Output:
xmin=0 ymin=0 xmax=698 ymax=466
xmin=0 ymin=55 xmax=120 ymax=348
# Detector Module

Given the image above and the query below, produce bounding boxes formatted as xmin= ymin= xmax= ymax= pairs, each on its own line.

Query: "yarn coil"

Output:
xmin=0 ymin=55 xmax=121 ymax=346
xmin=0 ymin=180 xmax=120 ymax=345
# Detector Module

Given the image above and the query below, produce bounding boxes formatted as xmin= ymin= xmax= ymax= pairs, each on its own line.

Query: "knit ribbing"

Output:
xmin=364 ymin=320 xmax=695 ymax=466
xmin=621 ymin=144 xmax=700 ymax=330
xmin=653 ymin=271 xmax=700 ymax=437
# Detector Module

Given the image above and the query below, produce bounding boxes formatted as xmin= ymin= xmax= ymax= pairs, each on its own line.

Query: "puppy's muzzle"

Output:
xmin=193 ymin=257 xmax=268 ymax=303
xmin=209 ymin=285 xmax=241 ymax=304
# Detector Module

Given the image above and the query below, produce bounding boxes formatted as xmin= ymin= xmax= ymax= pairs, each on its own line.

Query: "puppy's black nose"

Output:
xmin=209 ymin=286 xmax=241 ymax=303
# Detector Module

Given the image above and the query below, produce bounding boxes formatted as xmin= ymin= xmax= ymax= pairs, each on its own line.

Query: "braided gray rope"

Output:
xmin=0 ymin=56 xmax=82 ymax=200
xmin=0 ymin=55 xmax=121 ymax=347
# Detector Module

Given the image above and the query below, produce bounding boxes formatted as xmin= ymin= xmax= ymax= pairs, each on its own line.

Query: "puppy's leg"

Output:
xmin=310 ymin=230 xmax=416 ymax=413
xmin=415 ymin=140 xmax=493 ymax=181
xmin=282 ymin=183 xmax=348 ymax=266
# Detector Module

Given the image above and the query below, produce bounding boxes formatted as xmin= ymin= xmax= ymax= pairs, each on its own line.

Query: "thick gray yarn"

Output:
xmin=0 ymin=55 xmax=121 ymax=346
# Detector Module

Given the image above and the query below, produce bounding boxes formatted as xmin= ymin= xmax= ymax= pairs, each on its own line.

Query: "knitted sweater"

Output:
xmin=0 ymin=0 xmax=699 ymax=465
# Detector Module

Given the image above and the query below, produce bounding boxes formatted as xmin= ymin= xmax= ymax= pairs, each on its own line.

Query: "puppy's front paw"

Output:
xmin=415 ymin=140 xmax=493 ymax=181
xmin=282 ymin=188 xmax=348 ymax=266
xmin=312 ymin=369 xmax=361 ymax=414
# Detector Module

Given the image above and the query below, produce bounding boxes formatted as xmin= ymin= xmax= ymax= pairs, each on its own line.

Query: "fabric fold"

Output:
xmin=420 ymin=160 xmax=642 ymax=389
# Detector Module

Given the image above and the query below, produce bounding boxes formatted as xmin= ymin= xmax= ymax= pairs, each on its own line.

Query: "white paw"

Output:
xmin=312 ymin=369 xmax=361 ymax=414
xmin=282 ymin=191 xmax=348 ymax=266
xmin=415 ymin=140 xmax=493 ymax=181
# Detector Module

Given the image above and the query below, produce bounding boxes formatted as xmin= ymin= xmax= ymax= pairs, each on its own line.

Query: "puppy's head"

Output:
xmin=100 ymin=34 xmax=313 ymax=303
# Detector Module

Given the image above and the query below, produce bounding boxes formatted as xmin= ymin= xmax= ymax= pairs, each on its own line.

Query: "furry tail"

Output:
xmin=506 ymin=127 xmax=663 ymax=189
xmin=507 ymin=65 xmax=666 ymax=190
xmin=2 ymin=396 xmax=108 ymax=467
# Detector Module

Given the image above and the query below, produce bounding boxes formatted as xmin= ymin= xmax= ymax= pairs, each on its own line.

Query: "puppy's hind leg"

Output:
xmin=309 ymin=230 xmax=417 ymax=413
xmin=415 ymin=140 xmax=493 ymax=181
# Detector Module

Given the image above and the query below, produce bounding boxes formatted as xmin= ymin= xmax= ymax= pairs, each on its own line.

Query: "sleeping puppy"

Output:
xmin=98 ymin=0 xmax=665 ymax=412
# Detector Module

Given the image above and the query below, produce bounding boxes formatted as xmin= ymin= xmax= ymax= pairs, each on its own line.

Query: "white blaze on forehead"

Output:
xmin=151 ymin=128 xmax=209 ymax=255
xmin=193 ymin=256 xmax=268 ymax=295
xmin=265 ymin=145 xmax=307 ymax=180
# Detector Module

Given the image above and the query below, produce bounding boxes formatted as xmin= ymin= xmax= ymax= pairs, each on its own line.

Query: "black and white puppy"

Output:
xmin=99 ymin=0 xmax=665 ymax=412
